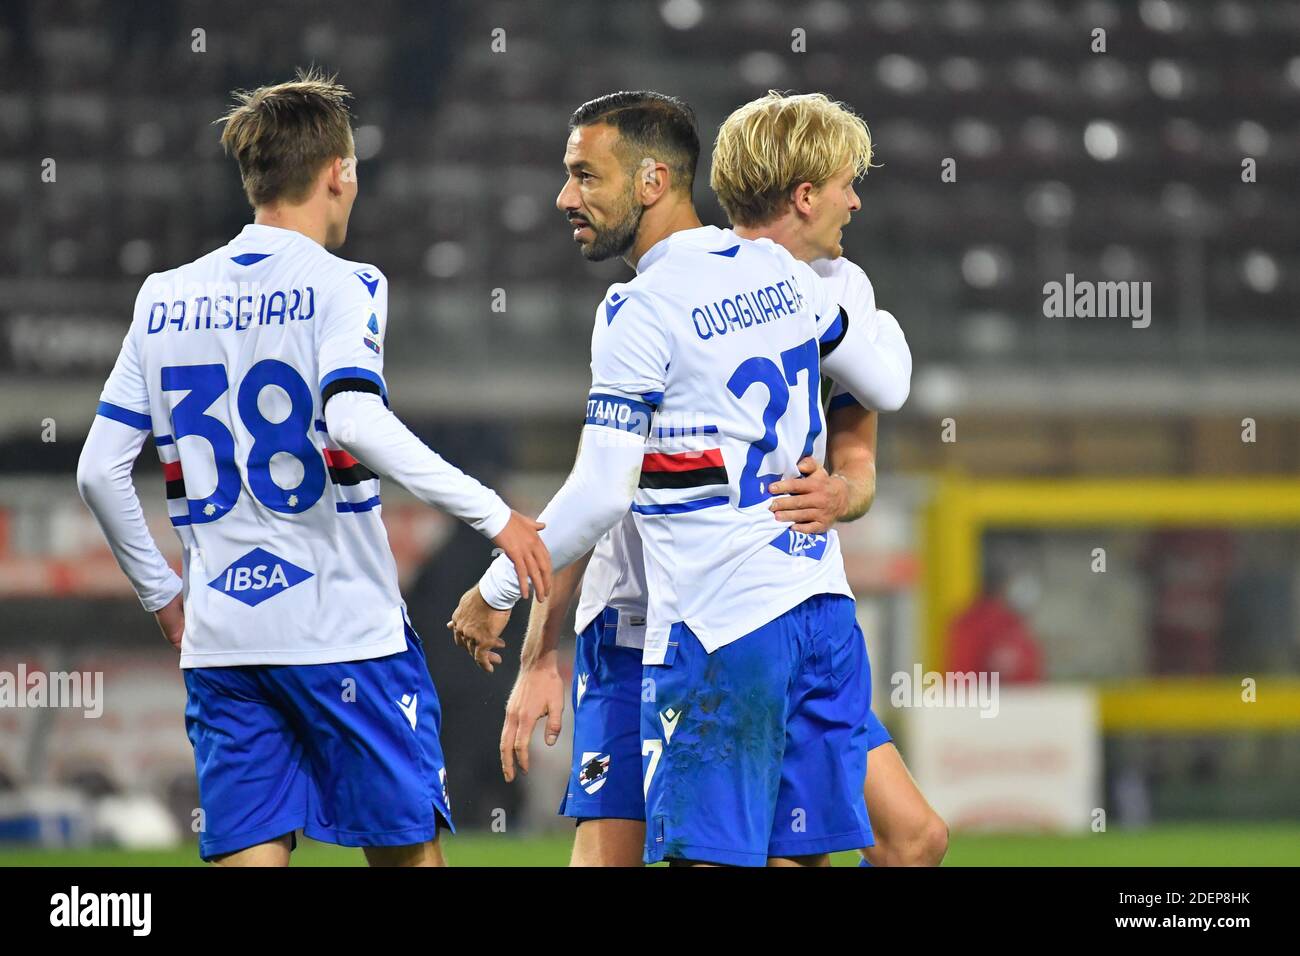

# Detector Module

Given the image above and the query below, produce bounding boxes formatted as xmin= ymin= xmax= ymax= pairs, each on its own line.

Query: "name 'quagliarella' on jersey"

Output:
xmin=689 ymin=272 xmax=809 ymax=342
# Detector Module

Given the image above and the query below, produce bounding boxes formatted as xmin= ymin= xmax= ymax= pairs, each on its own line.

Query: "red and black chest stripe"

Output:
xmin=163 ymin=460 xmax=186 ymax=499
xmin=323 ymin=448 xmax=377 ymax=486
xmin=639 ymin=449 xmax=727 ymax=489
xmin=162 ymin=448 xmax=376 ymax=497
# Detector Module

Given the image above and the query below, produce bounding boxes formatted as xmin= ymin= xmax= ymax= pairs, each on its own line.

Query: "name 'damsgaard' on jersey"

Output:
xmin=689 ymin=273 xmax=808 ymax=342
xmin=145 ymin=286 xmax=317 ymax=334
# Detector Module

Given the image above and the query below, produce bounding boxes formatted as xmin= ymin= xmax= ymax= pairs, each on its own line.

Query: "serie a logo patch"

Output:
xmin=363 ymin=312 xmax=382 ymax=353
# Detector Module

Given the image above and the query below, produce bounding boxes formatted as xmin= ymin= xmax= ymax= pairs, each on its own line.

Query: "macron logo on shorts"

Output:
xmin=576 ymin=673 xmax=589 ymax=707
xmin=208 ymin=548 xmax=312 ymax=607
xmin=659 ymin=707 xmax=681 ymax=744
xmin=396 ymin=693 xmax=418 ymax=730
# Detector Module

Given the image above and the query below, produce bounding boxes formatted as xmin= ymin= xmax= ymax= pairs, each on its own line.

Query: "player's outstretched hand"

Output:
xmin=499 ymin=650 xmax=566 ymax=782
xmin=154 ymin=592 xmax=185 ymax=653
xmin=767 ymin=457 xmax=849 ymax=534
xmin=448 ymin=585 xmax=512 ymax=672
xmin=491 ymin=510 xmax=552 ymax=603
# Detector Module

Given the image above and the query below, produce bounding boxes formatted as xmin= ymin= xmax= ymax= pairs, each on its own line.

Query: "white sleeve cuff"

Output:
xmin=141 ymin=574 xmax=184 ymax=613
xmin=478 ymin=552 xmax=520 ymax=610
xmin=474 ymin=499 xmax=512 ymax=541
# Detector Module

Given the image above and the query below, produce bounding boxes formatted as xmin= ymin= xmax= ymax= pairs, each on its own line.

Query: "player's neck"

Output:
xmin=253 ymin=204 xmax=329 ymax=247
xmin=625 ymin=199 xmax=702 ymax=271
xmin=733 ymin=217 xmax=816 ymax=263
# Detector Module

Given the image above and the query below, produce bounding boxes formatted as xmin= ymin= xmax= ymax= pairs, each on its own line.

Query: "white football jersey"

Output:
xmin=586 ymin=225 xmax=855 ymax=664
xmin=813 ymin=256 xmax=878 ymax=413
xmin=96 ymin=223 xmax=407 ymax=667
xmin=574 ymin=252 xmax=879 ymax=652
xmin=571 ymin=513 xmax=649 ymax=649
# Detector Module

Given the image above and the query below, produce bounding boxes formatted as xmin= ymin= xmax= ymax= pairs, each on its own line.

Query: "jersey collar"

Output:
xmin=236 ymin=222 xmax=314 ymax=247
xmin=635 ymin=225 xmax=724 ymax=274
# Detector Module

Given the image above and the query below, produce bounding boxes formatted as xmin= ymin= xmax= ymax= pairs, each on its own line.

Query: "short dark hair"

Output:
xmin=569 ymin=91 xmax=700 ymax=195
xmin=217 ymin=67 xmax=354 ymax=208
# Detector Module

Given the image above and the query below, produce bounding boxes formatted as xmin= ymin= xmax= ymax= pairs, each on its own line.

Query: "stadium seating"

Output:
xmin=1 ymin=0 xmax=1297 ymax=386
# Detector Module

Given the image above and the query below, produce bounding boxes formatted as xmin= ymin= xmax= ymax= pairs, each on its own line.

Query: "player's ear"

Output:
xmin=638 ymin=158 xmax=670 ymax=205
xmin=791 ymin=181 xmax=816 ymax=218
xmin=325 ymin=156 xmax=346 ymax=197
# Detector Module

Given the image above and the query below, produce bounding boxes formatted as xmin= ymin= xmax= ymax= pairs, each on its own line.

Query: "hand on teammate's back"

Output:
xmin=491 ymin=510 xmax=552 ymax=602
xmin=767 ymin=457 xmax=849 ymax=534
xmin=154 ymin=592 xmax=185 ymax=653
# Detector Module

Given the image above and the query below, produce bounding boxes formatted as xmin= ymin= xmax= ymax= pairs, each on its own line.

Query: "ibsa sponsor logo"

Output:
xmin=769 ymin=528 xmax=828 ymax=560
xmin=208 ymin=547 xmax=312 ymax=607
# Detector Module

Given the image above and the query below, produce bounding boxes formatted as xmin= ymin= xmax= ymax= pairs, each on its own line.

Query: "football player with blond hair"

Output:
xmin=713 ymin=90 xmax=945 ymax=867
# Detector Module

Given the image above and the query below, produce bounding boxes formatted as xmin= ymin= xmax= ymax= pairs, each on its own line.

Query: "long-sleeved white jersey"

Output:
xmin=479 ymin=226 xmax=909 ymax=664
xmin=567 ymin=248 xmax=909 ymax=651
xmin=569 ymin=252 xmax=908 ymax=648
xmin=78 ymin=223 xmax=510 ymax=667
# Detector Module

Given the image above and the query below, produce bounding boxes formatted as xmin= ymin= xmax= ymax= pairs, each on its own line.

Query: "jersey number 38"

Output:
xmin=162 ymin=360 xmax=326 ymax=522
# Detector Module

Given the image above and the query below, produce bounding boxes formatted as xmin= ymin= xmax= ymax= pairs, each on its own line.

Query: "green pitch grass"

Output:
xmin=0 ymin=824 xmax=1295 ymax=866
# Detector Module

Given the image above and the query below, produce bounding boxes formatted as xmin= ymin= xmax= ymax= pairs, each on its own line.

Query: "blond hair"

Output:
xmin=217 ymin=67 xmax=354 ymax=208
xmin=711 ymin=91 xmax=872 ymax=227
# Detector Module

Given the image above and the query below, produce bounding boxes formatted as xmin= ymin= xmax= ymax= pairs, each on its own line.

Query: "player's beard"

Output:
xmin=581 ymin=189 xmax=644 ymax=262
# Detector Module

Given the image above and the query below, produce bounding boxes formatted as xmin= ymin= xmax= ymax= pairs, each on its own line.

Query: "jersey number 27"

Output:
xmin=726 ymin=337 xmax=822 ymax=508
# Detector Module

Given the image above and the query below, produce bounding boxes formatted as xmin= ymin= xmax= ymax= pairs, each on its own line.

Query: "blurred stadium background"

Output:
xmin=1 ymin=0 xmax=1298 ymax=865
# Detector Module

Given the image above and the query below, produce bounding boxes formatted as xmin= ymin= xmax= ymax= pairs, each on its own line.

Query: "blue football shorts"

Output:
xmin=642 ymin=593 xmax=873 ymax=866
xmin=559 ymin=607 xmax=646 ymax=822
xmin=561 ymin=602 xmax=890 ymax=844
xmin=183 ymin=620 xmax=452 ymax=861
